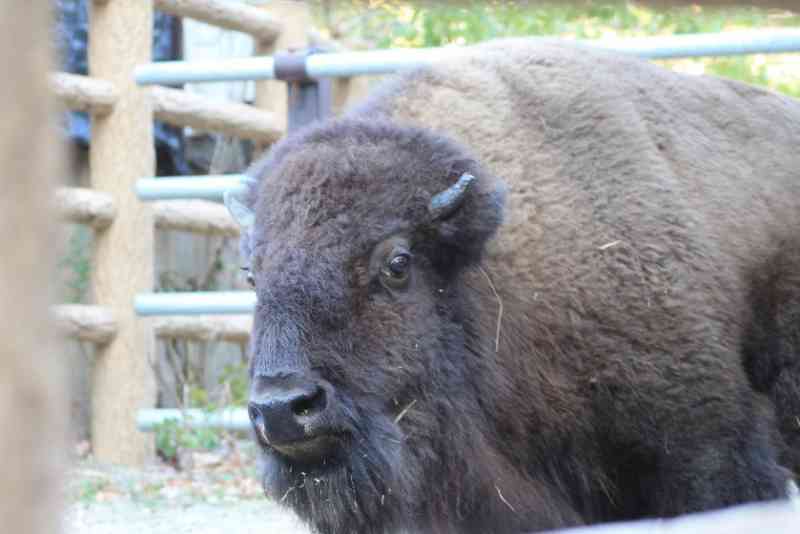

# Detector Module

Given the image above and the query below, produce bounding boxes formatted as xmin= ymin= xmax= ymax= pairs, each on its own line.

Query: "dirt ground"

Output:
xmin=63 ymin=441 xmax=310 ymax=534
xmin=63 ymin=439 xmax=800 ymax=534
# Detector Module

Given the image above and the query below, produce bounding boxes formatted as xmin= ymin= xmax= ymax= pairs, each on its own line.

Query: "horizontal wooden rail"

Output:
xmin=154 ymin=315 xmax=252 ymax=343
xmin=56 ymin=187 xmax=116 ymax=229
xmin=53 ymin=305 xmax=117 ymax=345
xmin=153 ymin=0 xmax=282 ymax=43
xmin=50 ymin=72 xmax=118 ymax=115
xmin=152 ymin=199 xmax=239 ymax=236
xmin=150 ymin=86 xmax=283 ymax=143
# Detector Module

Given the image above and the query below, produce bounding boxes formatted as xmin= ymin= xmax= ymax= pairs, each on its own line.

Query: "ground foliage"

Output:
xmin=68 ymin=440 xmax=263 ymax=506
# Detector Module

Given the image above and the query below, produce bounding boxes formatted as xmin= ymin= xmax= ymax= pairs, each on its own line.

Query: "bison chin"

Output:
xmin=258 ymin=405 xmax=420 ymax=534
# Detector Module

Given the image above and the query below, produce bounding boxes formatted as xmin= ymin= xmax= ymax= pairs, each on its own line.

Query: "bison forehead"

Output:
xmin=249 ymin=118 xmax=479 ymax=247
xmin=261 ymin=152 xmax=428 ymax=234
xmin=254 ymin=169 xmax=418 ymax=268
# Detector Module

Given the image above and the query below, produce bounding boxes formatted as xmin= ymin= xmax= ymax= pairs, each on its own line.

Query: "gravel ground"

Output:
xmin=62 ymin=444 xmax=800 ymax=534
xmin=65 ymin=500 xmax=309 ymax=534
xmin=64 ymin=441 xmax=311 ymax=534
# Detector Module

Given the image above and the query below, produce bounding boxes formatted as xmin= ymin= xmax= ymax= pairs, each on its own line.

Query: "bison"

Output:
xmin=225 ymin=40 xmax=800 ymax=533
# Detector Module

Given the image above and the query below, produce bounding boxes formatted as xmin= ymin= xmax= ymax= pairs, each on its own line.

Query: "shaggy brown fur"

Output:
xmin=238 ymin=40 xmax=800 ymax=533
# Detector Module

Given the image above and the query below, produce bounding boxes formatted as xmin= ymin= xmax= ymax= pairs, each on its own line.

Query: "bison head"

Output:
xmin=227 ymin=119 xmax=514 ymax=534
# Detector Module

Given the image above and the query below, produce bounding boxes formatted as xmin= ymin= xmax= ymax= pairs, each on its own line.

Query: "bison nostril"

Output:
xmin=291 ymin=386 xmax=327 ymax=418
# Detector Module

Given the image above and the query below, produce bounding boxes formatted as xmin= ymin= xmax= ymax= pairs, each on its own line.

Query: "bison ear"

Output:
xmin=224 ymin=177 xmax=258 ymax=265
xmin=224 ymin=177 xmax=257 ymax=229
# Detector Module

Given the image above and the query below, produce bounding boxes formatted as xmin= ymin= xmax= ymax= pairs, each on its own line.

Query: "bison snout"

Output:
xmin=248 ymin=374 xmax=341 ymax=461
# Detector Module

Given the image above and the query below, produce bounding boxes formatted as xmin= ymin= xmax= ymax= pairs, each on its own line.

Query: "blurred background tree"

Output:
xmin=312 ymin=0 xmax=800 ymax=97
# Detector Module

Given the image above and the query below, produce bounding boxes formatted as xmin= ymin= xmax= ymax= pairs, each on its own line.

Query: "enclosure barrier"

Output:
xmin=135 ymin=28 xmax=800 ymax=85
xmin=53 ymin=304 xmax=117 ymax=345
xmin=56 ymin=187 xmax=116 ymax=229
xmin=152 ymin=199 xmax=240 ymax=237
xmin=51 ymin=70 xmax=121 ymax=352
xmin=49 ymin=0 xmax=300 ymax=465
xmin=51 ymin=72 xmax=118 ymax=115
xmin=152 ymin=0 xmax=281 ymax=42
xmin=53 ymin=72 xmax=284 ymax=142
xmin=153 ymin=314 xmax=251 ymax=343
xmin=136 ymin=291 xmax=256 ymax=316
xmin=138 ymin=408 xmax=250 ymax=431
xmin=150 ymin=86 xmax=283 ymax=142
xmin=136 ymin=174 xmax=246 ymax=200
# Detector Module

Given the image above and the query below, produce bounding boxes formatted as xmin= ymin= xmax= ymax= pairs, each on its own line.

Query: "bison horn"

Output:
xmin=428 ymin=173 xmax=476 ymax=221
xmin=224 ymin=176 xmax=258 ymax=228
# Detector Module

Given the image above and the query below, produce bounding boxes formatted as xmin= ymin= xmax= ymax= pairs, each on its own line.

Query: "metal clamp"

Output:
xmin=273 ymin=48 xmax=333 ymax=132
xmin=273 ymin=50 xmax=312 ymax=83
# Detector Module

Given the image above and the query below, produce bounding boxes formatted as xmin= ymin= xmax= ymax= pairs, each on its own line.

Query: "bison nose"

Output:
xmin=248 ymin=375 xmax=337 ymax=457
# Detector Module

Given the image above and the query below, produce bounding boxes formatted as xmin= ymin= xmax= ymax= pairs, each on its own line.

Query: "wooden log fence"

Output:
xmin=56 ymin=187 xmax=116 ymax=229
xmin=88 ymin=0 xmax=157 ymax=465
xmin=49 ymin=0 xmax=297 ymax=465
xmin=150 ymin=85 xmax=283 ymax=143
xmin=154 ymin=0 xmax=282 ymax=43
xmin=153 ymin=315 xmax=251 ymax=343
xmin=50 ymin=72 xmax=118 ymax=115
xmin=152 ymin=199 xmax=239 ymax=237
xmin=54 ymin=76 xmax=284 ymax=146
xmin=54 ymin=305 xmax=117 ymax=345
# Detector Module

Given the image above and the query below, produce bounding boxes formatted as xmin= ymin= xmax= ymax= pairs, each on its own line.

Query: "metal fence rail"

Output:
xmin=137 ymin=408 xmax=251 ymax=431
xmin=135 ymin=291 xmax=256 ymax=316
xmin=137 ymin=174 xmax=246 ymax=201
xmin=135 ymin=29 xmax=800 ymax=85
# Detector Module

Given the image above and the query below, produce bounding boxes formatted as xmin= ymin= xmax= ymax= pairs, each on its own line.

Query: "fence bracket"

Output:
xmin=274 ymin=48 xmax=332 ymax=131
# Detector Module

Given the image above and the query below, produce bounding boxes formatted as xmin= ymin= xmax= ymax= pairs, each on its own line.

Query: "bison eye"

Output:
xmin=381 ymin=249 xmax=412 ymax=289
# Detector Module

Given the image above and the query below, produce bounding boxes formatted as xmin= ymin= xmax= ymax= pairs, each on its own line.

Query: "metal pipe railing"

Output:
xmin=136 ymin=174 xmax=246 ymax=201
xmin=137 ymin=408 xmax=250 ymax=431
xmin=135 ymin=29 xmax=800 ymax=85
xmin=135 ymin=291 xmax=256 ymax=316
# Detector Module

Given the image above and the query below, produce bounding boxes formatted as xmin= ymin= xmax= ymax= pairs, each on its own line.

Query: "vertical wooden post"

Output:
xmin=331 ymin=75 xmax=371 ymax=117
xmin=255 ymin=0 xmax=312 ymax=134
xmin=89 ymin=1 xmax=156 ymax=464
xmin=0 ymin=1 xmax=65 ymax=532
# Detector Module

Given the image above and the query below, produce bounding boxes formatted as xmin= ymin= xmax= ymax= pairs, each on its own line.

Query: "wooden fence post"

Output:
xmin=0 ymin=1 xmax=65 ymax=532
xmin=331 ymin=74 xmax=372 ymax=117
xmin=89 ymin=0 xmax=156 ymax=464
